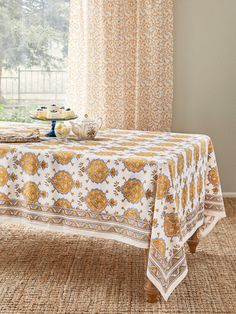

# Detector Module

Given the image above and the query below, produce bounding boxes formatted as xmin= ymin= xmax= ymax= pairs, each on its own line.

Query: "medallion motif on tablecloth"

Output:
xmin=124 ymin=209 xmax=140 ymax=220
xmin=85 ymin=189 xmax=108 ymax=211
xmin=0 ymin=166 xmax=8 ymax=187
xmin=52 ymin=171 xmax=74 ymax=194
xmin=182 ymin=184 xmax=188 ymax=209
xmin=177 ymin=154 xmax=184 ymax=175
xmin=54 ymin=199 xmax=71 ymax=210
xmin=122 ymin=179 xmax=145 ymax=203
xmin=20 ymin=153 xmax=40 ymax=175
xmin=164 ymin=213 xmax=180 ymax=237
xmin=53 ymin=151 xmax=76 ymax=165
xmin=123 ymin=158 xmax=147 ymax=172
xmin=208 ymin=168 xmax=220 ymax=187
xmin=156 ymin=175 xmax=170 ymax=199
xmin=22 ymin=182 xmax=40 ymax=203
xmin=185 ymin=148 xmax=192 ymax=167
xmin=86 ymin=159 xmax=109 ymax=183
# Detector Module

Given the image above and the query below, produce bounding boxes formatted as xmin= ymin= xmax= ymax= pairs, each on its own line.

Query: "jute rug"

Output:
xmin=0 ymin=199 xmax=235 ymax=314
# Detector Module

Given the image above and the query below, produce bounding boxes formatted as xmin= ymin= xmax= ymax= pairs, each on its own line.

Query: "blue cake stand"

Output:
xmin=30 ymin=116 xmax=78 ymax=137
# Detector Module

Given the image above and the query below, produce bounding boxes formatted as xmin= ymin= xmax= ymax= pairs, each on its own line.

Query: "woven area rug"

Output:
xmin=0 ymin=199 xmax=235 ymax=314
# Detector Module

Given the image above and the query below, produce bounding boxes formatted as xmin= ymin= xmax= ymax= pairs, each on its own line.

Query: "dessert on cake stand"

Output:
xmin=30 ymin=116 xmax=78 ymax=137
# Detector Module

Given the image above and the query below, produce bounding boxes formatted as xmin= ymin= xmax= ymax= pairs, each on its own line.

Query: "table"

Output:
xmin=0 ymin=122 xmax=226 ymax=302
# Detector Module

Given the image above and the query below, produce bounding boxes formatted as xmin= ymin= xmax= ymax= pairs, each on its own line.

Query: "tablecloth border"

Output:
xmin=0 ymin=215 xmax=150 ymax=249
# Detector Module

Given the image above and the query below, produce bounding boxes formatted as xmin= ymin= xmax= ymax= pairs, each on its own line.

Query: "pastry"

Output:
xmin=49 ymin=104 xmax=59 ymax=111
xmin=40 ymin=106 xmax=47 ymax=117
xmin=59 ymin=106 xmax=66 ymax=118
xmin=33 ymin=105 xmax=75 ymax=120
xmin=47 ymin=110 xmax=60 ymax=119
xmin=64 ymin=108 xmax=75 ymax=118
xmin=35 ymin=109 xmax=47 ymax=119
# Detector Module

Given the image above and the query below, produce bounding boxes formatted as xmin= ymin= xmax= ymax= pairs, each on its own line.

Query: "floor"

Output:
xmin=0 ymin=198 xmax=235 ymax=314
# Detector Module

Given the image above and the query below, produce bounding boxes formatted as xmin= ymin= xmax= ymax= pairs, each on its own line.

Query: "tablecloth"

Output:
xmin=0 ymin=122 xmax=226 ymax=300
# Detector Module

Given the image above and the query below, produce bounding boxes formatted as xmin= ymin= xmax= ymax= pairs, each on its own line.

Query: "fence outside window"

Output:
xmin=1 ymin=69 xmax=67 ymax=111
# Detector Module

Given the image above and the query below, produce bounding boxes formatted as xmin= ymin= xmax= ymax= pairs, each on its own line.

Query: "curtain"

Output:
xmin=67 ymin=0 xmax=173 ymax=131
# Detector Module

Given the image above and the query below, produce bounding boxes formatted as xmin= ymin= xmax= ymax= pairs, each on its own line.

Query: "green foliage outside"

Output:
xmin=0 ymin=103 xmax=36 ymax=122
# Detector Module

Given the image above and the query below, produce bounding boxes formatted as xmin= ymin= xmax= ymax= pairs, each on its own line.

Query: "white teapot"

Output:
xmin=70 ymin=114 xmax=103 ymax=140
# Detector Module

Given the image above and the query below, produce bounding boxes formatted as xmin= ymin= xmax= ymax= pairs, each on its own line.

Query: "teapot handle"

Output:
xmin=97 ymin=117 xmax=103 ymax=129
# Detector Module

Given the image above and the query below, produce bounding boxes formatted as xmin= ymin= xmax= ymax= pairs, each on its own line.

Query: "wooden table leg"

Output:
xmin=187 ymin=231 xmax=200 ymax=254
xmin=145 ymin=248 xmax=159 ymax=303
xmin=144 ymin=277 xmax=159 ymax=303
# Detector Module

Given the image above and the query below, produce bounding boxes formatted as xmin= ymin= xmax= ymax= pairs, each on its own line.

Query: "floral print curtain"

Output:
xmin=67 ymin=0 xmax=173 ymax=131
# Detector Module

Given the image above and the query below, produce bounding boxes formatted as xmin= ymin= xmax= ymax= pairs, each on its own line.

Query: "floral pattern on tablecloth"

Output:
xmin=0 ymin=122 xmax=225 ymax=300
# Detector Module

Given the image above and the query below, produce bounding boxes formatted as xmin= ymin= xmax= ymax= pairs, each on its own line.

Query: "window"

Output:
xmin=0 ymin=0 xmax=70 ymax=122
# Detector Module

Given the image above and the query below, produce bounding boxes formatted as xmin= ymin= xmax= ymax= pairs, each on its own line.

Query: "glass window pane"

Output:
xmin=0 ymin=0 xmax=70 ymax=122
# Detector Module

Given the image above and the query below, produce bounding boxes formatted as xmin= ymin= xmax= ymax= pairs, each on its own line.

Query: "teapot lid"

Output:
xmin=81 ymin=114 xmax=95 ymax=123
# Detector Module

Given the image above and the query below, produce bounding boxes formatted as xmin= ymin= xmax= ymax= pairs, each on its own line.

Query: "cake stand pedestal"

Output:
xmin=47 ymin=120 xmax=56 ymax=137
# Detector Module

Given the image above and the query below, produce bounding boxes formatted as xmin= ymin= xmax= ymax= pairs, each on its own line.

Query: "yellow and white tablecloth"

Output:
xmin=0 ymin=122 xmax=225 ymax=300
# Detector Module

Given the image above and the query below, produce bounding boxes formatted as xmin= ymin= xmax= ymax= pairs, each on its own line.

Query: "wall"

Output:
xmin=173 ymin=0 xmax=236 ymax=194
